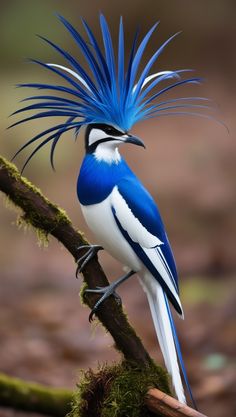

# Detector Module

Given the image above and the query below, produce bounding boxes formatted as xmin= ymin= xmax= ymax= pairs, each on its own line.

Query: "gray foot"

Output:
xmin=85 ymin=270 xmax=135 ymax=321
xmin=76 ymin=245 xmax=103 ymax=277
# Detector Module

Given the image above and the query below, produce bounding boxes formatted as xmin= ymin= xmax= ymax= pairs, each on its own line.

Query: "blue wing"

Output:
xmin=111 ymin=176 xmax=182 ymax=315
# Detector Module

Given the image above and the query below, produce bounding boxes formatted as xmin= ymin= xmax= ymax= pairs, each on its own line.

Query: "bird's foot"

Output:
xmin=85 ymin=270 xmax=135 ymax=322
xmin=76 ymin=245 xmax=103 ymax=277
xmin=86 ymin=284 xmax=122 ymax=322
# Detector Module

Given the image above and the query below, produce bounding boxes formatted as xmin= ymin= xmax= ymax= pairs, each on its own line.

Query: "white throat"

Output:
xmin=94 ymin=142 xmax=121 ymax=164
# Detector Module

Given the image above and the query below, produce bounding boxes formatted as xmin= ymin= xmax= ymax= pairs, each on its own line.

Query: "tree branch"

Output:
xmin=145 ymin=389 xmax=207 ymax=417
xmin=0 ymin=155 xmax=151 ymax=365
xmin=0 ymin=372 xmax=71 ymax=417
xmin=0 ymin=373 xmax=207 ymax=417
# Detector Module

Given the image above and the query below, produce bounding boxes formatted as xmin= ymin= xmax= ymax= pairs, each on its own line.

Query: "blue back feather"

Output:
xmin=11 ymin=14 xmax=210 ymax=169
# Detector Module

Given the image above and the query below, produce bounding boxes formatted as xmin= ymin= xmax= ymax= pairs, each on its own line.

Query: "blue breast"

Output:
xmin=77 ymin=154 xmax=132 ymax=205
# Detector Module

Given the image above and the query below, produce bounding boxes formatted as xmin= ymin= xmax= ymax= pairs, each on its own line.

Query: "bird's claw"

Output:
xmin=85 ymin=285 xmax=122 ymax=322
xmin=76 ymin=245 xmax=103 ymax=277
xmin=86 ymin=270 xmax=135 ymax=322
xmin=89 ymin=309 xmax=96 ymax=323
xmin=86 ymin=285 xmax=122 ymax=303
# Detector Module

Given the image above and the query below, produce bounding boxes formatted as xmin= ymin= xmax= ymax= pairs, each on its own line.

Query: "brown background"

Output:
xmin=0 ymin=1 xmax=235 ymax=416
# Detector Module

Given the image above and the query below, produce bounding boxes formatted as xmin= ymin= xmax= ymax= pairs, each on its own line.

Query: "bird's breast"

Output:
xmin=77 ymin=154 xmax=132 ymax=205
xmin=80 ymin=196 xmax=142 ymax=271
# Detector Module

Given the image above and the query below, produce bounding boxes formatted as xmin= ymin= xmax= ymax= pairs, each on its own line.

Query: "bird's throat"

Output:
xmin=94 ymin=144 xmax=121 ymax=164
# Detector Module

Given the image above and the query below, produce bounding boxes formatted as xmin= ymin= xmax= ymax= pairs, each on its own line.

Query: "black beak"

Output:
xmin=124 ymin=134 xmax=146 ymax=148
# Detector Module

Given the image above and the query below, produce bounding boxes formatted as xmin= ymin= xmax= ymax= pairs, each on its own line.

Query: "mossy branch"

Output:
xmin=0 ymin=372 xmax=207 ymax=417
xmin=0 ymin=155 xmax=151 ymax=365
xmin=0 ymin=372 xmax=71 ymax=417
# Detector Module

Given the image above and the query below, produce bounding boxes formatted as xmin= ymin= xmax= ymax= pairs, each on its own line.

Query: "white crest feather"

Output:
xmin=47 ymin=63 xmax=91 ymax=91
xmin=132 ymin=71 xmax=180 ymax=93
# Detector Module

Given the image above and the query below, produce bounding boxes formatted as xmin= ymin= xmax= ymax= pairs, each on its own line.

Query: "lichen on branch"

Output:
xmin=0 ymin=156 xmax=72 ymax=236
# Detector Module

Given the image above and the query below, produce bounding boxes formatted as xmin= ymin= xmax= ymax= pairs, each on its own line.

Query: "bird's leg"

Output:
xmin=85 ymin=270 xmax=135 ymax=321
xmin=76 ymin=244 xmax=103 ymax=277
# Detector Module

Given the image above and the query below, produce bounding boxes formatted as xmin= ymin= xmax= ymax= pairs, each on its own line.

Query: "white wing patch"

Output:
xmin=111 ymin=186 xmax=163 ymax=248
xmin=143 ymin=247 xmax=182 ymax=313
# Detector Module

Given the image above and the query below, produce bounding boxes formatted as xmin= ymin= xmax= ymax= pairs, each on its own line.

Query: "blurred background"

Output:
xmin=0 ymin=1 xmax=235 ymax=416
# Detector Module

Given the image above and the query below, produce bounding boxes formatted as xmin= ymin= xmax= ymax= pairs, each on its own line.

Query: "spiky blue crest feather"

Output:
xmin=11 ymin=14 xmax=212 ymax=170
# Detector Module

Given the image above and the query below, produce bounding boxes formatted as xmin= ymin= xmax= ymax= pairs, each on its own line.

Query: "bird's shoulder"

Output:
xmin=111 ymin=175 xmax=166 ymax=242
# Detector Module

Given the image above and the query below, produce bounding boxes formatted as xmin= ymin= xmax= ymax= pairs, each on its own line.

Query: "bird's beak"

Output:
xmin=123 ymin=134 xmax=146 ymax=148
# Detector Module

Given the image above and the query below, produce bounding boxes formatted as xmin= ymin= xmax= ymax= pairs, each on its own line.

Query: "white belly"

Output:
xmin=80 ymin=196 xmax=142 ymax=271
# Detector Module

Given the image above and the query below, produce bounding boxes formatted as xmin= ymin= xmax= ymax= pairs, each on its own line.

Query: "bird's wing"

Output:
xmin=111 ymin=177 xmax=182 ymax=315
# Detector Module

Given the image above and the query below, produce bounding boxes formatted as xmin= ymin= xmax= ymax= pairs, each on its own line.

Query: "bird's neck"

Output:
xmin=77 ymin=151 xmax=132 ymax=205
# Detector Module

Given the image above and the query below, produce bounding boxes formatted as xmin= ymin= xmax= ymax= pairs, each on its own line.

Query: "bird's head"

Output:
xmin=10 ymin=14 xmax=207 ymax=172
xmin=85 ymin=123 xmax=145 ymax=162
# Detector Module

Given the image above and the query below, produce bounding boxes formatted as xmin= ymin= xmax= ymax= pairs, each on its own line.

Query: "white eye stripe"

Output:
xmin=89 ymin=129 xmax=109 ymax=146
xmin=88 ymin=128 xmax=123 ymax=146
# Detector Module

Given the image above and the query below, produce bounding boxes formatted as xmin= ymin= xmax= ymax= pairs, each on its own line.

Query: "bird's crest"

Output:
xmin=10 ymin=14 xmax=211 ymax=171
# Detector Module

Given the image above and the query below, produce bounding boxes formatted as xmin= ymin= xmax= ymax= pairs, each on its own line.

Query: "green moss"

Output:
xmin=79 ymin=281 xmax=89 ymax=306
xmin=36 ymin=228 xmax=50 ymax=247
xmin=0 ymin=372 xmax=72 ymax=417
xmin=77 ymin=229 xmax=89 ymax=245
xmin=0 ymin=156 xmax=71 ymax=243
xmin=69 ymin=362 xmax=170 ymax=417
xmin=15 ymin=214 xmax=49 ymax=246
xmin=102 ymin=362 xmax=170 ymax=417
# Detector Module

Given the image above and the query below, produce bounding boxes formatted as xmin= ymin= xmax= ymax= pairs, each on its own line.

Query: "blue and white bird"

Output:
xmin=11 ymin=14 xmax=211 ymax=406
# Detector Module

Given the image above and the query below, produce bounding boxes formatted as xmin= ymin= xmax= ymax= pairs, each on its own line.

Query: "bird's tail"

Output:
xmin=140 ymin=273 xmax=189 ymax=404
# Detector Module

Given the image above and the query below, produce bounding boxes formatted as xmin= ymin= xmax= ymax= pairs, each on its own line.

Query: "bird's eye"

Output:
xmin=104 ymin=125 xmax=122 ymax=136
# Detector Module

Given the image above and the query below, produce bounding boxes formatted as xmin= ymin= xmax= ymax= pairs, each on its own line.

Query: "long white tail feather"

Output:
xmin=140 ymin=273 xmax=186 ymax=404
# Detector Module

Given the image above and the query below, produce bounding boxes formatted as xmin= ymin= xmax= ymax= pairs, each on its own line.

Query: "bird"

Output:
xmin=10 ymin=14 xmax=212 ymax=406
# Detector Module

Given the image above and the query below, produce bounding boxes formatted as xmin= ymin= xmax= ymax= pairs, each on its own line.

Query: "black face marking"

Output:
xmin=85 ymin=123 xmax=125 ymax=153
xmin=101 ymin=124 xmax=124 ymax=136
